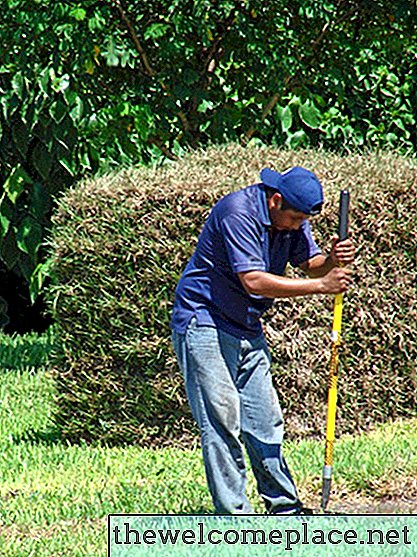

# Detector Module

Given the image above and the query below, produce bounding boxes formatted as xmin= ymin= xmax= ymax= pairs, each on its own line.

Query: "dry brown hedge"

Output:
xmin=46 ymin=144 xmax=417 ymax=446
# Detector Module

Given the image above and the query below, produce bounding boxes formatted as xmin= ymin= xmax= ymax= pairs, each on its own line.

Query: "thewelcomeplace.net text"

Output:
xmin=111 ymin=520 xmax=412 ymax=551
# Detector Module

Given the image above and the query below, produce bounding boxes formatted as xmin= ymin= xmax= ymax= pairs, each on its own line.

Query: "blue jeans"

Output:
xmin=172 ymin=318 xmax=302 ymax=514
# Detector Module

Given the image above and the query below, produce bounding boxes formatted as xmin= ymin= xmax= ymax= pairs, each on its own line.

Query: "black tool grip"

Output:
xmin=338 ymin=190 xmax=350 ymax=241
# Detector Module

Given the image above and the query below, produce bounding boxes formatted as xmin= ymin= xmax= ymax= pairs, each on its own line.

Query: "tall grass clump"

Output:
xmin=46 ymin=144 xmax=417 ymax=445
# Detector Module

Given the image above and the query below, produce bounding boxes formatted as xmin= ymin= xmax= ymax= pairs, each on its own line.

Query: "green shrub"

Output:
xmin=46 ymin=144 xmax=417 ymax=445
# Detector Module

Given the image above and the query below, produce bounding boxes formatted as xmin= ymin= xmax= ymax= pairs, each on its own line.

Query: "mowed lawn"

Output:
xmin=0 ymin=331 xmax=416 ymax=556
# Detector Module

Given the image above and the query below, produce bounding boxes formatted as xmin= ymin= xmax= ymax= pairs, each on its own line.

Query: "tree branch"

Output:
xmin=110 ymin=0 xmax=192 ymax=134
xmin=188 ymin=7 xmax=239 ymax=130
xmin=113 ymin=0 xmax=155 ymax=77
xmin=242 ymin=93 xmax=281 ymax=144
xmin=242 ymin=2 xmax=357 ymax=143
xmin=147 ymin=136 xmax=178 ymax=161
xmin=311 ymin=4 xmax=358 ymax=50
xmin=200 ymin=7 xmax=239 ymax=81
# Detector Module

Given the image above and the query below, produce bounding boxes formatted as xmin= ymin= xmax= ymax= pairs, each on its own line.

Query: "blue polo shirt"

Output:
xmin=170 ymin=184 xmax=321 ymax=339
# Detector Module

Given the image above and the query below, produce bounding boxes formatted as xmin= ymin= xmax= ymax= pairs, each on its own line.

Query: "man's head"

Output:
xmin=260 ymin=167 xmax=324 ymax=231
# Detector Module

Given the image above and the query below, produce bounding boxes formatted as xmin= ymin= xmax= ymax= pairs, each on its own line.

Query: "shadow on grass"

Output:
xmin=0 ymin=329 xmax=55 ymax=371
xmin=12 ymin=427 xmax=63 ymax=446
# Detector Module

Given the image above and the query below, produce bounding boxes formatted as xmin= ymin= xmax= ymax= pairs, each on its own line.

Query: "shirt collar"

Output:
xmin=256 ymin=184 xmax=271 ymax=227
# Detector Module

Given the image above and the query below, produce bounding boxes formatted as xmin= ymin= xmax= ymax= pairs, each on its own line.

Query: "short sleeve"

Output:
xmin=220 ymin=213 xmax=266 ymax=273
xmin=289 ymin=220 xmax=321 ymax=267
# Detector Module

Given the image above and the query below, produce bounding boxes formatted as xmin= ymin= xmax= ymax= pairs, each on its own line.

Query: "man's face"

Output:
xmin=268 ymin=193 xmax=309 ymax=231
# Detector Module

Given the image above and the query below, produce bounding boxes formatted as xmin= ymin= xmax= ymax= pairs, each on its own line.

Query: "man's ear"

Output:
xmin=271 ymin=192 xmax=282 ymax=210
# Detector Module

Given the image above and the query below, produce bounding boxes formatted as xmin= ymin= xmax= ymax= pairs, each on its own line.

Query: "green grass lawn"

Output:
xmin=0 ymin=331 xmax=416 ymax=556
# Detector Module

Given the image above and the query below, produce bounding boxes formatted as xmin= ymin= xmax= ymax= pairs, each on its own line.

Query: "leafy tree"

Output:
xmin=0 ymin=0 xmax=416 ymax=327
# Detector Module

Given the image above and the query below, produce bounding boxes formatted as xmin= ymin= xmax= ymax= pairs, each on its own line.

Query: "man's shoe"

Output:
xmin=294 ymin=506 xmax=314 ymax=515
xmin=268 ymin=505 xmax=314 ymax=516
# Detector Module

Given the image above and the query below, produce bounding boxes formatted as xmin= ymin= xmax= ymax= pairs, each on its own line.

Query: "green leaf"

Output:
xmin=31 ymin=142 xmax=53 ymax=180
xmin=60 ymin=123 xmax=78 ymax=151
xmin=197 ymin=100 xmax=214 ymax=114
xmin=299 ymin=100 xmax=321 ymax=129
xmin=11 ymin=72 xmax=24 ymax=100
xmin=3 ymin=166 xmax=32 ymax=203
xmin=18 ymin=254 xmax=36 ymax=283
xmin=12 ymin=117 xmax=29 ymax=157
xmin=80 ymin=150 xmax=91 ymax=169
xmin=380 ymin=87 xmax=395 ymax=98
xmin=144 ymin=23 xmax=170 ymax=40
xmin=246 ymin=137 xmax=267 ymax=148
xmin=279 ymin=106 xmax=293 ymax=133
xmin=88 ymin=12 xmax=107 ymax=32
xmin=0 ymin=196 xmax=14 ymax=239
xmin=16 ymin=216 xmax=42 ymax=257
xmin=87 ymin=144 xmax=100 ymax=166
xmin=106 ymin=37 xmax=120 ymax=67
xmin=51 ymin=73 xmax=70 ymax=93
xmin=69 ymin=7 xmax=87 ymax=21
xmin=0 ymin=230 xmax=20 ymax=270
xmin=30 ymin=183 xmax=50 ymax=219
xmin=120 ymin=51 xmax=132 ymax=68
xmin=327 ymin=124 xmax=344 ymax=139
xmin=386 ymin=73 xmax=399 ymax=84
xmin=119 ymin=102 xmax=130 ymax=117
xmin=29 ymin=258 xmax=53 ymax=303
xmin=38 ymin=67 xmax=50 ymax=96
xmin=58 ymin=158 xmax=75 ymax=177
xmin=69 ymin=96 xmax=84 ymax=123
xmin=393 ymin=118 xmax=406 ymax=132
xmin=0 ymin=97 xmax=7 ymax=120
xmin=285 ymin=130 xmax=307 ymax=148
xmin=385 ymin=132 xmax=398 ymax=143
xmin=107 ymin=54 xmax=119 ymax=67
xmin=50 ymin=100 xmax=68 ymax=124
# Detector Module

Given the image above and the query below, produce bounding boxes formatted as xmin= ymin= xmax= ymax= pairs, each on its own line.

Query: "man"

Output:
xmin=171 ymin=166 xmax=355 ymax=515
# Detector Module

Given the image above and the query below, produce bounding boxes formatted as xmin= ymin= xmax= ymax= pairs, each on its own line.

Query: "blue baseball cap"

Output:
xmin=260 ymin=166 xmax=324 ymax=215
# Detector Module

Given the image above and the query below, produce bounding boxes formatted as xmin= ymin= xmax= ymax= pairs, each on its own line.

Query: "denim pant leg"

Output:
xmin=236 ymin=335 xmax=302 ymax=513
xmin=172 ymin=321 xmax=253 ymax=514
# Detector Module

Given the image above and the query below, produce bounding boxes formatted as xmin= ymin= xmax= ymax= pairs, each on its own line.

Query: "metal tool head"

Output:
xmin=321 ymin=477 xmax=332 ymax=512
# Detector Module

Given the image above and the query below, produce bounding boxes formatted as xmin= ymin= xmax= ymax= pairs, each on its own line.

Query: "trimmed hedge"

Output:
xmin=46 ymin=144 xmax=417 ymax=446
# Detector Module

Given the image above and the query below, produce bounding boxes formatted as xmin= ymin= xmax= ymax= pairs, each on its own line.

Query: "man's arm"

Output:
xmin=238 ymin=237 xmax=355 ymax=298
xmin=238 ymin=267 xmax=352 ymax=299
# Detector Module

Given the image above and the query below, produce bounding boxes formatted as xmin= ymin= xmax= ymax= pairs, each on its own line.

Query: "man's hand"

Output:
xmin=319 ymin=267 xmax=352 ymax=294
xmin=330 ymin=235 xmax=355 ymax=266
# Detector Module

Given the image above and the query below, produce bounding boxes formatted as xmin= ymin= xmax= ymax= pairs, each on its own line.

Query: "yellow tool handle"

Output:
xmin=332 ymin=293 xmax=344 ymax=341
xmin=324 ymin=292 xmax=344 ymax=466
xmin=322 ymin=189 xmax=350 ymax=510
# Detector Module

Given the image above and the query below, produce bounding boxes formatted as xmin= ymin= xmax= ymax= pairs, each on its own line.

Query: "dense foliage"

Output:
xmin=47 ymin=145 xmax=417 ymax=446
xmin=1 ymin=0 xmax=417 ymax=326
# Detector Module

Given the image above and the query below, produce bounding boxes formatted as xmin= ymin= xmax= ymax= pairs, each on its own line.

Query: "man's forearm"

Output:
xmin=238 ymin=271 xmax=326 ymax=298
xmin=238 ymin=266 xmax=351 ymax=298
xmin=301 ymin=254 xmax=336 ymax=278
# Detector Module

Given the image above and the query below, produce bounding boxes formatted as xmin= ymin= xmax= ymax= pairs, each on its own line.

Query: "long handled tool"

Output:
xmin=321 ymin=189 xmax=350 ymax=512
